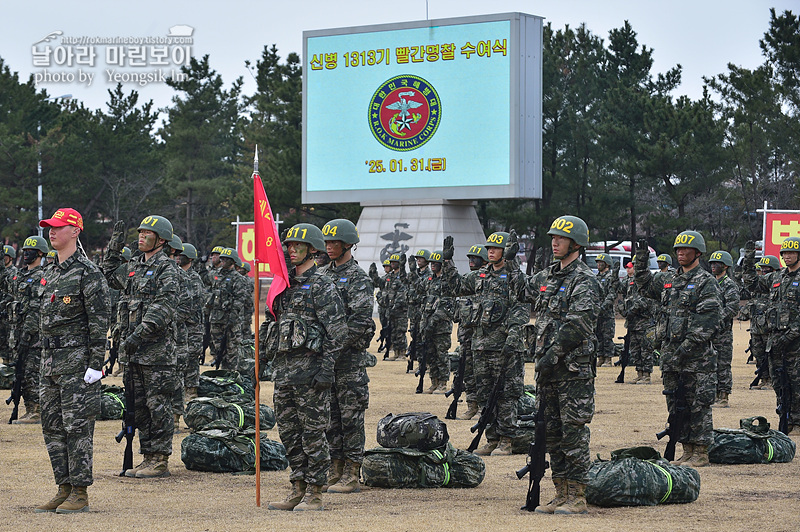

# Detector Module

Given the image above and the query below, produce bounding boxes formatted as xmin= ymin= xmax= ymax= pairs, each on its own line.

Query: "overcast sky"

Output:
xmin=1 ymin=0 xmax=795 ymax=113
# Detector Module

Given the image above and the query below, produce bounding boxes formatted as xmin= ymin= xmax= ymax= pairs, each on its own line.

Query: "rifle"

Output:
xmin=115 ymin=365 xmax=136 ymax=476
xmin=656 ymin=375 xmax=688 ymax=461
xmin=750 ymin=353 xmax=769 ymax=389
xmin=414 ymin=327 xmax=428 ymax=394
xmin=104 ymin=337 xmax=119 ymax=376
xmin=406 ymin=321 xmax=418 ymax=373
xmin=467 ymin=359 xmax=507 ymax=452
xmin=445 ymin=344 xmax=468 ymax=419
xmin=5 ymin=341 xmax=28 ymax=424
xmin=774 ymin=349 xmax=791 ymax=435
xmin=614 ymin=332 xmax=630 ymax=383
xmin=516 ymin=393 xmax=548 ymax=511
xmin=214 ymin=327 xmax=230 ymax=370
xmin=200 ymin=317 xmax=211 ymax=365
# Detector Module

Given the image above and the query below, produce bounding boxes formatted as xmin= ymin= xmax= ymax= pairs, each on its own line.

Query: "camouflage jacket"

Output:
xmin=10 ymin=264 xmax=45 ymax=343
xmin=419 ymin=265 xmax=457 ymax=336
xmin=0 ymin=263 xmax=18 ymax=309
xmin=41 ymin=251 xmax=110 ymax=375
xmin=264 ymin=263 xmax=348 ymax=385
xmin=617 ymin=275 xmax=653 ymax=331
xmin=596 ymin=268 xmax=619 ymax=319
xmin=240 ymin=272 xmax=255 ymax=332
xmin=407 ymin=266 xmax=431 ymax=323
xmin=531 ymin=258 xmax=600 ymax=382
xmin=103 ymin=249 xmax=179 ymax=366
xmin=636 ymin=262 xmax=721 ymax=373
xmin=743 ymin=265 xmax=800 ymax=347
xmin=320 ymin=257 xmax=376 ymax=366
xmin=745 ymin=283 xmax=771 ymax=336
xmin=384 ymin=270 xmax=409 ymax=316
xmin=206 ymin=266 xmax=249 ymax=328
xmin=715 ymin=274 xmax=740 ymax=330
xmin=184 ymin=267 xmax=206 ymax=328
xmin=458 ymin=261 xmax=530 ymax=353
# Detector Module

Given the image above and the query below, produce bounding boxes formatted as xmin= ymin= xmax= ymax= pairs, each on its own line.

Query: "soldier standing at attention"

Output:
xmin=0 ymin=245 xmax=19 ymax=365
xmin=265 ymin=223 xmax=347 ymax=511
xmin=594 ymin=254 xmax=618 ymax=368
xmin=407 ymin=249 xmax=432 ymax=371
xmin=319 ymin=219 xmax=375 ymax=494
xmin=103 ymin=215 xmax=179 ymax=478
xmin=531 ymin=216 xmax=599 ymax=514
xmin=177 ymin=243 xmax=205 ymax=403
xmin=618 ymin=262 xmax=655 ymax=384
xmin=743 ymin=237 xmax=800 ymax=434
xmin=747 ymin=255 xmax=780 ymax=389
xmin=707 ymin=250 xmax=740 ymax=408
xmin=459 ymin=231 xmax=529 ymax=456
xmin=635 ymin=231 xmax=720 ymax=467
xmin=7 ymin=236 xmax=49 ymax=424
xmin=369 ymin=254 xmax=409 ymax=362
xmin=206 ymin=247 xmax=248 ymax=371
xmin=420 ymin=248 xmax=456 ymax=394
xmin=35 ymin=208 xmax=109 ymax=513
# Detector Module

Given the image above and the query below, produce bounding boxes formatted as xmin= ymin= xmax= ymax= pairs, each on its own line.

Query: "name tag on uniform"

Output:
xmin=793 ymin=282 xmax=799 ymax=287
xmin=664 ymin=283 xmax=672 ymax=288
xmin=686 ymin=284 xmax=695 ymax=289
xmin=301 ymin=284 xmax=311 ymax=289
xmin=500 ymin=274 xmax=507 ymax=279
xmin=26 ymin=278 xmax=33 ymax=283
xmin=559 ymin=286 xmax=566 ymax=292
xmin=339 ymin=278 xmax=348 ymax=283
xmin=146 ymin=270 xmax=154 ymax=276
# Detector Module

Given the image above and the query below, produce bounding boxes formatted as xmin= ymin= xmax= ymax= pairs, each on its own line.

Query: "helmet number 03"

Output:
xmin=674 ymin=234 xmax=695 ymax=245
xmin=550 ymin=218 xmax=573 ymax=233
xmin=286 ymin=227 xmax=308 ymax=239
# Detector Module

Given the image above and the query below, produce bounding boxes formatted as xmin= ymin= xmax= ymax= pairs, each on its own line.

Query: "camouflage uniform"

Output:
xmin=40 ymin=251 xmax=110 ymax=487
xmin=407 ymin=265 xmax=430 ymax=359
xmin=743 ymin=260 xmax=800 ymax=428
xmin=747 ymin=282 xmax=771 ymax=383
xmin=320 ymin=257 xmax=375 ymax=465
xmin=530 ymin=259 xmax=599 ymax=482
xmin=264 ymin=263 xmax=347 ymax=486
xmin=9 ymin=264 xmax=45 ymax=411
xmin=712 ymin=274 xmax=740 ymax=397
xmin=595 ymin=268 xmax=619 ymax=365
xmin=636 ymin=263 xmax=721 ymax=446
xmin=458 ymin=261 xmax=529 ymax=444
xmin=420 ymin=267 xmax=456 ymax=389
xmin=104 ymin=249 xmax=179 ymax=456
xmin=171 ymin=266 xmax=194 ymax=415
xmin=0 ymin=260 xmax=18 ymax=364
xmin=454 ymin=282 xmax=479 ymax=405
xmin=183 ymin=267 xmax=205 ymax=390
xmin=206 ymin=266 xmax=249 ymax=371
xmin=618 ymin=274 xmax=655 ymax=375
xmin=375 ymin=267 xmax=410 ymax=356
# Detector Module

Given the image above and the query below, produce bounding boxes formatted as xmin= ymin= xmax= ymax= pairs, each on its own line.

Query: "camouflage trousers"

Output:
xmin=21 ymin=341 xmax=42 ymax=406
xmin=595 ymin=316 xmax=616 ymax=360
xmin=210 ymin=322 xmax=241 ymax=372
xmin=768 ymin=343 xmax=800 ymax=425
xmin=172 ymin=326 xmax=189 ymax=415
xmin=750 ymin=333 xmax=769 ymax=380
xmin=474 ymin=348 xmax=524 ymax=441
xmin=713 ymin=326 xmax=734 ymax=395
xmin=388 ymin=312 xmax=409 ymax=352
xmin=662 ymin=370 xmax=716 ymax=446
xmin=457 ymin=334 xmax=477 ymax=403
xmin=40 ymin=372 xmax=99 ymax=487
xmin=629 ymin=328 xmax=653 ymax=374
xmin=327 ymin=364 xmax=370 ymax=463
xmin=274 ymin=381 xmax=331 ymax=486
xmin=424 ymin=331 xmax=451 ymax=385
xmin=185 ymin=326 xmax=203 ymax=388
xmin=127 ymin=362 xmax=176 ymax=456
xmin=539 ymin=378 xmax=594 ymax=482
xmin=0 ymin=318 xmax=10 ymax=364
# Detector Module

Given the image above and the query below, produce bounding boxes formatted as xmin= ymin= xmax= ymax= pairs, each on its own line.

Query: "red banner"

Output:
xmin=764 ymin=211 xmax=800 ymax=267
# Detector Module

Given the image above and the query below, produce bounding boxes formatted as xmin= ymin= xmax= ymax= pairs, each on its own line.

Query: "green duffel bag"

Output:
xmin=0 ymin=363 xmax=15 ymax=389
xmin=180 ymin=420 xmax=288 ymax=473
xmin=198 ymin=370 xmax=249 ymax=398
xmin=184 ymin=397 xmax=276 ymax=432
xmin=362 ymin=443 xmax=485 ymax=489
xmin=517 ymin=391 xmax=536 ymax=417
xmin=586 ymin=446 xmax=701 ymax=506
xmin=376 ymin=412 xmax=449 ymax=450
xmin=99 ymin=384 xmax=126 ymax=420
xmin=709 ymin=416 xmax=796 ymax=464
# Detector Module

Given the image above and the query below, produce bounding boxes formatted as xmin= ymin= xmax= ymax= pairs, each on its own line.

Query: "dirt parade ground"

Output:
xmin=1 ymin=318 xmax=798 ymax=532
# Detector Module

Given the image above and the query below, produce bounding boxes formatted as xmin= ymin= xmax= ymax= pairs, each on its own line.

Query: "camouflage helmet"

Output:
xmin=322 ymin=219 xmax=360 ymax=245
xmin=121 ymin=246 xmax=132 ymax=261
xmin=22 ymin=235 xmax=49 ymax=254
xmin=466 ymin=244 xmax=489 ymax=262
xmin=167 ymin=234 xmax=183 ymax=252
xmin=708 ymin=250 xmax=733 ymax=267
xmin=180 ymin=243 xmax=198 ymax=260
xmin=595 ymin=253 xmax=612 ymax=266
xmin=780 ymin=236 xmax=800 ymax=254
xmin=414 ymin=249 xmax=432 ymax=261
xmin=428 ymin=250 xmax=444 ymax=264
xmin=759 ymin=255 xmax=781 ymax=270
xmin=241 ymin=262 xmax=252 ymax=272
xmin=47 ymin=250 xmax=56 ymax=259
xmin=656 ymin=254 xmax=673 ymax=266
xmin=382 ymin=259 xmax=391 ymax=266
xmin=283 ymin=223 xmax=325 ymax=252
xmin=3 ymin=245 xmax=16 ymax=259
xmin=485 ymin=232 xmax=510 ymax=249
xmin=137 ymin=215 xmax=173 ymax=241
xmin=389 ymin=253 xmax=402 ymax=263
xmin=673 ymin=230 xmax=706 ymax=253
xmin=219 ymin=247 xmax=243 ymax=268
xmin=547 ymin=215 xmax=589 ymax=247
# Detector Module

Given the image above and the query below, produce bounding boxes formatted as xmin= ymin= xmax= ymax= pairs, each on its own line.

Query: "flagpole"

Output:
xmin=253 ymin=146 xmax=262 ymax=507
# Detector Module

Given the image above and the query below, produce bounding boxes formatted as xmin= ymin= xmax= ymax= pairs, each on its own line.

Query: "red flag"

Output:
xmin=254 ymin=172 xmax=289 ymax=317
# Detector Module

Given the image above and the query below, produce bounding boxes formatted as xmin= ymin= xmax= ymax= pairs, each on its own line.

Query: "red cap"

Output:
xmin=625 ymin=261 xmax=634 ymax=268
xmin=39 ymin=208 xmax=84 ymax=230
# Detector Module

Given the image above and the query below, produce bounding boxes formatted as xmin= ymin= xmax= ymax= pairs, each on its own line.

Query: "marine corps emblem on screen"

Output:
xmin=368 ymin=74 xmax=441 ymax=151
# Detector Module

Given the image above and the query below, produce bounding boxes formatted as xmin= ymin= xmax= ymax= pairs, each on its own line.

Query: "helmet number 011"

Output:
xmin=550 ymin=218 xmax=573 ymax=233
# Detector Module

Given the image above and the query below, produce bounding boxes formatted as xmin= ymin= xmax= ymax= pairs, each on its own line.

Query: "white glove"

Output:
xmin=84 ymin=368 xmax=103 ymax=384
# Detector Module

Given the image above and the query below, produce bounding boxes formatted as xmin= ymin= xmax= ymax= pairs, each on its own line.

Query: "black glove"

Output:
xmin=634 ymin=239 xmax=649 ymax=269
xmin=504 ymin=229 xmax=519 ymax=261
xmin=408 ymin=256 xmax=417 ymax=274
xmin=442 ymin=235 xmax=454 ymax=261
xmin=311 ymin=367 xmax=334 ymax=393
xmin=121 ymin=332 xmax=142 ymax=357
xmin=108 ymin=220 xmax=126 ymax=255
xmin=535 ymin=346 xmax=559 ymax=380
xmin=771 ymin=335 xmax=788 ymax=352
xmin=399 ymin=253 xmax=407 ymax=267
xmin=744 ymin=240 xmax=756 ymax=266
xmin=369 ymin=262 xmax=378 ymax=276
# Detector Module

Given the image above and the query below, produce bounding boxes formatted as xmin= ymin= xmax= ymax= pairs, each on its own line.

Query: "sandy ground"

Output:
xmin=1 ymin=318 xmax=798 ymax=532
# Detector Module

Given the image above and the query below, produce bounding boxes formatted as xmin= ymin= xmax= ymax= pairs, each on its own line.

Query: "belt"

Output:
xmin=42 ymin=335 xmax=89 ymax=349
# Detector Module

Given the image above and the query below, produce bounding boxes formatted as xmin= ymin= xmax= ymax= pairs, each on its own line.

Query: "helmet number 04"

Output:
xmin=322 ymin=224 xmax=337 ymax=237
xmin=550 ymin=218 xmax=573 ymax=233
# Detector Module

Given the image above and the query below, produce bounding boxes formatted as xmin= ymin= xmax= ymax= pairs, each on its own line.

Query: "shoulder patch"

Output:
xmin=40 ymin=278 xmax=47 ymax=286
xmin=539 ymin=285 xmax=546 ymax=292
xmin=686 ymin=284 xmax=695 ymax=289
